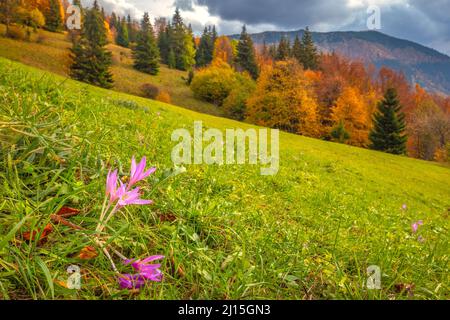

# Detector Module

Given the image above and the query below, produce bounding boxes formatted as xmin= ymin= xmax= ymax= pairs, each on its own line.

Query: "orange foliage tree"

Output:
xmin=331 ymin=86 xmax=371 ymax=146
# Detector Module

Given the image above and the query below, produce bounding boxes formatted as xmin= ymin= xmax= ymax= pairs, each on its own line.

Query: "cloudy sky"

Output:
xmin=82 ymin=0 xmax=450 ymax=55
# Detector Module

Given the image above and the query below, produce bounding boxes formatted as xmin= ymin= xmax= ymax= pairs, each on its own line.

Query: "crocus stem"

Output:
xmin=102 ymin=246 xmax=118 ymax=273
xmin=110 ymin=248 xmax=128 ymax=260
xmin=97 ymin=203 xmax=119 ymax=234
xmin=96 ymin=199 xmax=112 ymax=233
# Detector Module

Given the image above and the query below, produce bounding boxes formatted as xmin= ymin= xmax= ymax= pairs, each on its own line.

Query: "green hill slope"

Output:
xmin=0 ymin=58 xmax=449 ymax=300
xmin=0 ymin=26 xmax=221 ymax=117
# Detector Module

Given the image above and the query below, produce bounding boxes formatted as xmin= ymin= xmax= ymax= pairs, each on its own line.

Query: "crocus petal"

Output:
xmin=118 ymin=274 xmax=146 ymax=289
xmin=131 ymin=199 xmax=153 ymax=205
xmin=142 ymin=167 xmax=157 ymax=180
xmin=130 ymin=157 xmax=137 ymax=178
xmin=141 ymin=255 xmax=165 ymax=264
xmin=106 ymin=169 xmax=118 ymax=196
xmin=141 ymin=269 xmax=163 ymax=282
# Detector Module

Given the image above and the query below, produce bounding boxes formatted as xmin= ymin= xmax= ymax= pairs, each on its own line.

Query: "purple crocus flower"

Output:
xmin=116 ymin=182 xmax=153 ymax=208
xmin=402 ymin=204 xmax=407 ymax=211
xmin=129 ymin=156 xmax=157 ymax=189
xmin=411 ymin=220 xmax=424 ymax=233
xmin=118 ymin=274 xmax=147 ymax=289
xmin=124 ymin=255 xmax=165 ymax=282
xmin=106 ymin=169 xmax=119 ymax=203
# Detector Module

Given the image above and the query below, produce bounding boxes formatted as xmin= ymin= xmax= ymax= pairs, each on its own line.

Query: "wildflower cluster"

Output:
xmin=94 ymin=156 xmax=164 ymax=289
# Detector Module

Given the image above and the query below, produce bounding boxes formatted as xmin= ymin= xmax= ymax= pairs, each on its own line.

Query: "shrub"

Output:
xmin=6 ymin=26 xmax=26 ymax=40
xmin=156 ymin=91 xmax=171 ymax=104
xmin=222 ymin=73 xmax=255 ymax=121
xmin=190 ymin=59 xmax=237 ymax=106
xmin=140 ymin=83 xmax=160 ymax=99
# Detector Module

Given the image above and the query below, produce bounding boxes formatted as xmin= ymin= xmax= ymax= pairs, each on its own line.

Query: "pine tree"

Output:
xmin=276 ymin=36 xmax=291 ymax=61
xmin=236 ymin=25 xmax=259 ymax=79
xmin=169 ymin=8 xmax=195 ymax=71
xmin=331 ymin=121 xmax=350 ymax=143
xmin=196 ymin=26 xmax=214 ymax=67
xmin=110 ymin=12 xmax=118 ymax=29
xmin=116 ymin=17 xmax=129 ymax=47
xmin=170 ymin=8 xmax=185 ymax=70
xmin=126 ymin=14 xmax=136 ymax=43
xmin=211 ymin=25 xmax=218 ymax=46
xmin=183 ymin=26 xmax=196 ymax=71
xmin=132 ymin=12 xmax=160 ymax=75
xmin=168 ymin=49 xmax=176 ymax=69
xmin=158 ymin=22 xmax=171 ymax=64
xmin=292 ymin=35 xmax=302 ymax=64
xmin=45 ymin=0 xmax=64 ymax=32
xmin=300 ymin=27 xmax=318 ymax=70
xmin=369 ymin=88 xmax=408 ymax=154
xmin=70 ymin=1 xmax=113 ymax=88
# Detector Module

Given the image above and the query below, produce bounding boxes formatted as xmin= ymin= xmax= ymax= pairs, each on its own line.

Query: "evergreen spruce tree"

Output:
xmin=183 ymin=26 xmax=196 ymax=70
xmin=171 ymin=8 xmax=186 ymax=70
xmin=236 ymin=25 xmax=259 ymax=79
xmin=331 ymin=121 xmax=350 ymax=144
xmin=127 ymin=14 xmax=137 ymax=43
xmin=169 ymin=8 xmax=195 ymax=71
xmin=132 ymin=12 xmax=160 ymax=75
xmin=70 ymin=1 xmax=113 ymax=88
xmin=369 ymin=88 xmax=408 ymax=154
xmin=195 ymin=26 xmax=214 ymax=67
xmin=45 ymin=0 xmax=64 ymax=32
xmin=292 ymin=35 xmax=302 ymax=64
xmin=300 ymin=27 xmax=319 ymax=70
xmin=168 ymin=49 xmax=176 ymax=69
xmin=276 ymin=36 xmax=291 ymax=61
xmin=211 ymin=25 xmax=218 ymax=46
xmin=116 ymin=17 xmax=129 ymax=47
xmin=268 ymin=44 xmax=277 ymax=60
xmin=110 ymin=12 xmax=118 ymax=29
xmin=158 ymin=23 xmax=171 ymax=64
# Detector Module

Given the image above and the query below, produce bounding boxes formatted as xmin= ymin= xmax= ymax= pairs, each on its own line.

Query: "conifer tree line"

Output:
xmin=263 ymin=27 xmax=319 ymax=70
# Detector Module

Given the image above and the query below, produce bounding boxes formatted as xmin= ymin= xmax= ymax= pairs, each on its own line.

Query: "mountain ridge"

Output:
xmin=230 ymin=29 xmax=450 ymax=95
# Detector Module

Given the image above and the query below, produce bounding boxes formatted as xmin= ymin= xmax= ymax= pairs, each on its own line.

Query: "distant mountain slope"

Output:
xmin=230 ymin=30 xmax=450 ymax=95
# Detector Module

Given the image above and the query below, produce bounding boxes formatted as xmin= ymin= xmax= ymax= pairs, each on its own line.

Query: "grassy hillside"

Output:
xmin=0 ymin=57 xmax=448 ymax=300
xmin=0 ymin=25 xmax=222 ymax=117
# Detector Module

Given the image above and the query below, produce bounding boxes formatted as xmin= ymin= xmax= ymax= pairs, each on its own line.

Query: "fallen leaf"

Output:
xmin=22 ymin=224 xmax=53 ymax=243
xmin=50 ymin=215 xmax=83 ymax=230
xmin=395 ymin=283 xmax=415 ymax=297
xmin=56 ymin=207 xmax=81 ymax=218
xmin=159 ymin=212 xmax=177 ymax=222
xmin=78 ymin=246 xmax=98 ymax=260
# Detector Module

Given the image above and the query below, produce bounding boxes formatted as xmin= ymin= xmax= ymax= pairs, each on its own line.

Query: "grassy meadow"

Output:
xmin=0 ymin=56 xmax=449 ymax=300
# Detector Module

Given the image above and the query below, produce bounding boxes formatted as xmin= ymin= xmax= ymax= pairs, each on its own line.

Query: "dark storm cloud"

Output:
xmin=197 ymin=0 xmax=450 ymax=55
xmin=175 ymin=0 xmax=195 ymax=11
xmin=198 ymin=0 xmax=351 ymax=29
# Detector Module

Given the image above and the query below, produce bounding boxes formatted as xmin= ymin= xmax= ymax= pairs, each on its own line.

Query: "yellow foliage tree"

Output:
xmin=246 ymin=59 xmax=320 ymax=137
xmin=213 ymin=36 xmax=235 ymax=66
